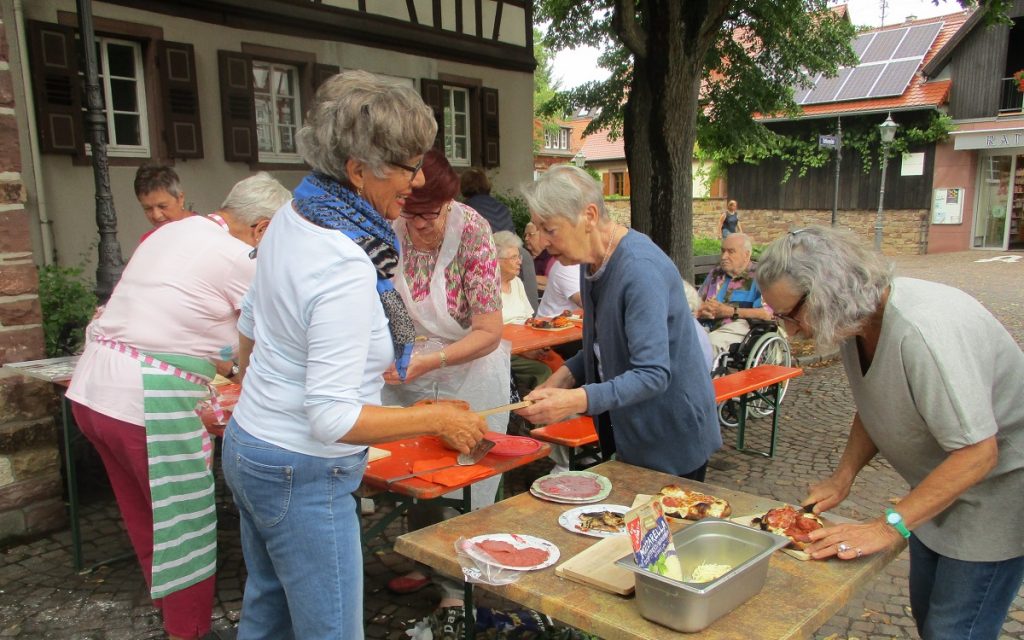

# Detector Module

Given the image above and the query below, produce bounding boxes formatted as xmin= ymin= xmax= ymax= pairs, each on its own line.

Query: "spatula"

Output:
xmin=457 ymin=437 xmax=496 ymax=465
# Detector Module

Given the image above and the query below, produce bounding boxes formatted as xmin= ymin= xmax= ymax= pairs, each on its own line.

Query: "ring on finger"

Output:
xmin=837 ymin=543 xmax=850 ymax=553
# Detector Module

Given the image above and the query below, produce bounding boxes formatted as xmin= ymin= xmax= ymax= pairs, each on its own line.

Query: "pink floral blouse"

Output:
xmin=399 ymin=204 xmax=501 ymax=328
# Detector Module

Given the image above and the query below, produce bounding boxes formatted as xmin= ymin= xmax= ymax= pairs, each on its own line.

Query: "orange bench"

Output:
xmin=529 ymin=415 xmax=600 ymax=470
xmin=713 ymin=364 xmax=803 ymax=458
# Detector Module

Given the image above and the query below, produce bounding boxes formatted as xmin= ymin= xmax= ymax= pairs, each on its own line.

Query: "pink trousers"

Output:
xmin=71 ymin=401 xmax=215 ymax=639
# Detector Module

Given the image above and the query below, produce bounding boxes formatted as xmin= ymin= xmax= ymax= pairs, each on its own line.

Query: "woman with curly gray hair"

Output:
xmin=757 ymin=226 xmax=1024 ymax=640
xmin=223 ymin=71 xmax=487 ymax=639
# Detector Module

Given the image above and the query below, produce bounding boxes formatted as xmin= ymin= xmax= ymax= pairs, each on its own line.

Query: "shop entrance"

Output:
xmin=974 ymin=154 xmax=1024 ymax=250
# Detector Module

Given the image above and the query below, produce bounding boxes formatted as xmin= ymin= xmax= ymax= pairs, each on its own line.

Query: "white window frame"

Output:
xmin=253 ymin=61 xmax=303 ymax=164
xmin=443 ymin=85 xmax=472 ymax=166
xmin=86 ymin=37 xmax=149 ymax=157
xmin=558 ymin=127 xmax=570 ymax=150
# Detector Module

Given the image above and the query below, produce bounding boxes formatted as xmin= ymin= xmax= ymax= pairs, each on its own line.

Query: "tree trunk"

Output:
xmin=622 ymin=0 xmax=729 ymax=282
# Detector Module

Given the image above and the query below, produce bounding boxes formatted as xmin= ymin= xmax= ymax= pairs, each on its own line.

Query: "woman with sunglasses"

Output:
xmin=757 ymin=225 xmax=1023 ymax=640
xmin=223 ymin=72 xmax=487 ymax=639
xmin=381 ymin=149 xmax=510 ymax=605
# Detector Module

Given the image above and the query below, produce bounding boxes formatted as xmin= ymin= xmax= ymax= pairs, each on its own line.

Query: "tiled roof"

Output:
xmin=761 ymin=10 xmax=970 ymax=121
xmin=580 ymin=129 xmax=624 ymax=161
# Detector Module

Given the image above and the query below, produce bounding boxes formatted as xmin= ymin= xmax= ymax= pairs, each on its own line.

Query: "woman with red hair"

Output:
xmin=381 ymin=149 xmax=509 ymax=606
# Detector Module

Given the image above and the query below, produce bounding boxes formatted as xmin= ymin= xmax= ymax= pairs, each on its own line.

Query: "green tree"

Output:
xmin=538 ymin=0 xmax=855 ymax=279
xmin=533 ymin=27 xmax=563 ymax=151
xmin=537 ymin=0 xmax=1010 ymax=279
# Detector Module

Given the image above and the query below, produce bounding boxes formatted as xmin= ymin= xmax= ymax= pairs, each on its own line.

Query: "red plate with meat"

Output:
xmin=530 ymin=471 xmax=612 ymax=504
xmin=463 ymin=533 xmax=560 ymax=570
xmin=484 ymin=434 xmax=543 ymax=457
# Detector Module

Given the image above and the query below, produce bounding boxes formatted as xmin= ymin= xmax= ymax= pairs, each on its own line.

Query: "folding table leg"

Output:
xmin=60 ymin=393 xmax=83 ymax=572
xmin=461 ymin=485 xmax=475 ymax=640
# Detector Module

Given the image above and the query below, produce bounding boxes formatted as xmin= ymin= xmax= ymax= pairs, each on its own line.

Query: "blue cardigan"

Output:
xmin=565 ymin=231 xmax=721 ymax=476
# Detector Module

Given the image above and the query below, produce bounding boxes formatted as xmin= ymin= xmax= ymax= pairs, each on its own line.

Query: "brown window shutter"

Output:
xmin=602 ymin=171 xmax=611 ymax=196
xmin=26 ymin=21 xmax=84 ymax=155
xmin=419 ymin=78 xmax=445 ymax=152
xmin=157 ymin=41 xmax=203 ymax=159
xmin=624 ymin=171 xmax=631 ymax=197
xmin=218 ymin=50 xmax=257 ymax=163
xmin=479 ymin=86 xmax=500 ymax=168
xmin=313 ymin=64 xmax=340 ymax=94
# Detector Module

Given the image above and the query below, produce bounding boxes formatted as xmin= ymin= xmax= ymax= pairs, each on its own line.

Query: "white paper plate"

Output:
xmin=463 ymin=533 xmax=560 ymax=571
xmin=531 ymin=471 xmax=612 ymax=503
xmin=557 ymin=504 xmax=629 ymax=538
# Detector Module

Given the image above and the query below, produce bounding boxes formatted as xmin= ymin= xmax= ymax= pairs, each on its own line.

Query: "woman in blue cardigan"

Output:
xmin=516 ymin=165 xmax=721 ymax=480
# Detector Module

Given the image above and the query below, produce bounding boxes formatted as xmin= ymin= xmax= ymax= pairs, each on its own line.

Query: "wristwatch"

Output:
xmin=229 ymin=363 xmax=240 ymax=378
xmin=731 ymin=306 xmax=740 ymax=321
xmin=884 ymin=508 xmax=911 ymax=538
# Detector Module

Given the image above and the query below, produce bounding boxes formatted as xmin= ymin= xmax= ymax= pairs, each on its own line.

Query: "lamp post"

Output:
xmin=873 ymin=113 xmax=898 ymax=252
xmin=572 ymin=151 xmax=586 ymax=168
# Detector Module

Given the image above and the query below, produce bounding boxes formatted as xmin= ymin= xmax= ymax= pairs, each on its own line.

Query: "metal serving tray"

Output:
xmin=615 ymin=518 xmax=789 ymax=632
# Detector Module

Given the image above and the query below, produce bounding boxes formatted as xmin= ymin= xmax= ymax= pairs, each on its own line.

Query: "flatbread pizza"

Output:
xmin=658 ymin=484 xmax=732 ymax=520
xmin=752 ymin=505 xmax=824 ymax=551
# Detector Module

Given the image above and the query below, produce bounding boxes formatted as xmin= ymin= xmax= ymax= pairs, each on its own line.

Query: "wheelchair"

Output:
xmin=710 ymin=319 xmax=793 ymax=428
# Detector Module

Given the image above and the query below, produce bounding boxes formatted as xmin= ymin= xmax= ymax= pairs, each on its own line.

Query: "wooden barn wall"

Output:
xmin=948 ymin=22 xmax=1010 ymax=119
xmin=726 ymin=142 xmax=935 ymax=211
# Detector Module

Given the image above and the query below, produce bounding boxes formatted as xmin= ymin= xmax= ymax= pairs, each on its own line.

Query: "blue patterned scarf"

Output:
xmin=293 ymin=172 xmax=415 ymax=379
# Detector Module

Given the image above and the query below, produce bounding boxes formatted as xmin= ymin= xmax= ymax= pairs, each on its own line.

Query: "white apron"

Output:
xmin=383 ymin=202 xmax=511 ymax=508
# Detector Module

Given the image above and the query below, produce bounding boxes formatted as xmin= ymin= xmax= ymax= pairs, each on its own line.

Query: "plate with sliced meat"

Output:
xmin=463 ymin=534 xmax=560 ymax=571
xmin=531 ymin=471 xmax=612 ymax=504
xmin=558 ymin=504 xmax=628 ymax=538
xmin=658 ymin=484 xmax=733 ymax=520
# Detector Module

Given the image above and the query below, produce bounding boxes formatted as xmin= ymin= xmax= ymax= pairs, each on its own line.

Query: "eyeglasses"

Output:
xmin=524 ymin=231 xmax=537 ymax=238
xmin=773 ymin=293 xmax=807 ymax=324
xmin=388 ymin=157 xmax=424 ymax=177
xmin=400 ymin=202 xmax=449 ymax=221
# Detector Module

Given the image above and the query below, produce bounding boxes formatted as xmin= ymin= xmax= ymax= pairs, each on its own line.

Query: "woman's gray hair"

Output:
xmin=492 ymin=230 xmax=523 ymax=255
xmin=220 ymin=172 xmax=291 ymax=225
xmin=520 ymin=164 xmax=607 ymax=225
xmin=755 ymin=225 xmax=893 ymax=350
xmin=296 ymin=70 xmax=437 ymax=183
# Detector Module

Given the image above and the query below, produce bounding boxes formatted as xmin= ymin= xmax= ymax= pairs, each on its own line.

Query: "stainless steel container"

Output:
xmin=615 ymin=518 xmax=789 ymax=632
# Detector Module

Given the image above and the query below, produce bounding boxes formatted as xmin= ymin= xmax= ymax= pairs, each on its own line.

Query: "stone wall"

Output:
xmin=0 ymin=15 xmax=65 ymax=543
xmin=608 ymin=196 xmax=928 ymax=255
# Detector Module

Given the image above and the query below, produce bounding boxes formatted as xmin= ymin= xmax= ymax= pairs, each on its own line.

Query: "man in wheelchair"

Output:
xmin=696 ymin=233 xmax=774 ymax=357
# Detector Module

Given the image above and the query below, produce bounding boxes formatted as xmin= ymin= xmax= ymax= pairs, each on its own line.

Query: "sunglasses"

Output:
xmin=773 ymin=293 xmax=807 ymax=324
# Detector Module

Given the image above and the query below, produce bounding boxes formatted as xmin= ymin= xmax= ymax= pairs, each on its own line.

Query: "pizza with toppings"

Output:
xmin=753 ymin=505 xmax=824 ymax=550
xmin=658 ymin=484 xmax=732 ymax=520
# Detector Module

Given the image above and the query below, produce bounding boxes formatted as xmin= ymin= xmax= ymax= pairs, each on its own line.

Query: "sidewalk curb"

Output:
xmin=793 ymin=350 xmax=839 ymax=368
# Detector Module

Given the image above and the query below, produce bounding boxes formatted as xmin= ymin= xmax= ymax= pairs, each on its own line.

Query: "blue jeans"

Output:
xmin=909 ymin=534 xmax=1024 ymax=640
xmin=223 ymin=419 xmax=368 ymax=639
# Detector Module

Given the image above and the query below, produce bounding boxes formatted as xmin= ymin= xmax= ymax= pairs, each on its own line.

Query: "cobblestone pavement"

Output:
xmin=1 ymin=250 xmax=1021 ymax=639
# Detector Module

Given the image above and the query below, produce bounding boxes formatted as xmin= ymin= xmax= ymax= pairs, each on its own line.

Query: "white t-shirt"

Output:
xmin=536 ymin=261 xmax=580 ymax=317
xmin=232 ymin=202 xmax=393 ymax=458
xmin=501 ymin=277 xmax=535 ymax=325
xmin=66 ymin=216 xmax=255 ymax=425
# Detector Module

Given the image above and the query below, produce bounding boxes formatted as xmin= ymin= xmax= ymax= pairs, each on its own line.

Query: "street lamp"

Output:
xmin=572 ymin=150 xmax=586 ymax=168
xmin=874 ymin=113 xmax=898 ymax=251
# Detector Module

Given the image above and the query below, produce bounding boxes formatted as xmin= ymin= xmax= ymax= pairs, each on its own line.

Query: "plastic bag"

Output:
xmin=454 ymin=537 xmax=523 ymax=586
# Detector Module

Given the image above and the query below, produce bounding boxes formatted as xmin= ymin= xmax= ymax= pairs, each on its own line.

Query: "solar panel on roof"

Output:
xmin=834 ymin=65 xmax=885 ymax=102
xmin=860 ymin=28 xmax=908 ymax=63
xmin=869 ymin=59 xmax=920 ymax=97
xmin=852 ymin=33 xmax=875 ymax=58
xmin=894 ymin=22 xmax=943 ymax=58
xmin=803 ymin=68 xmax=854 ymax=104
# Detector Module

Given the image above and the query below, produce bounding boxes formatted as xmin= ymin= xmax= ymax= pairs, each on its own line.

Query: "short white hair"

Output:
xmin=220 ymin=172 xmax=291 ymax=225
xmin=492 ymin=230 xmax=523 ymax=256
xmin=520 ymin=165 xmax=607 ymax=225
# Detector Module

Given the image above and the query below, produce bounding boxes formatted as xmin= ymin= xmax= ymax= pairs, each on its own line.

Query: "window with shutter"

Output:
xmin=479 ymin=87 xmax=499 ymax=168
xmin=218 ymin=50 xmax=258 ymax=162
xmin=252 ymin=60 xmax=302 ymax=163
xmin=157 ymin=41 xmax=202 ymax=159
xmin=27 ymin=21 xmax=84 ymax=155
xmin=419 ymin=78 xmax=445 ymax=153
xmin=443 ymin=85 xmax=472 ymax=166
xmin=89 ymin=37 xmax=150 ymax=157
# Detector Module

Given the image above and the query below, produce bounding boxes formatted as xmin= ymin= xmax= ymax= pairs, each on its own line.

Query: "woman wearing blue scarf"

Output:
xmin=223 ymin=71 xmax=488 ymax=639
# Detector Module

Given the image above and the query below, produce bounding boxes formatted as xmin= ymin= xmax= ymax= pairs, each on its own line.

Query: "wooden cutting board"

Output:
xmin=555 ymin=534 xmax=637 ymax=595
xmin=368 ymin=447 xmax=391 ymax=462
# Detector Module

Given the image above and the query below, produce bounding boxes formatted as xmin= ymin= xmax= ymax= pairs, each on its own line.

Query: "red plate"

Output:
xmin=484 ymin=434 xmax=542 ymax=457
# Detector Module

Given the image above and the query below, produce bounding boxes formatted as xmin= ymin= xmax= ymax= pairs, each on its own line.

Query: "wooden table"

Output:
xmin=396 ymin=460 xmax=905 ymax=640
xmin=502 ymin=323 xmax=582 ymax=355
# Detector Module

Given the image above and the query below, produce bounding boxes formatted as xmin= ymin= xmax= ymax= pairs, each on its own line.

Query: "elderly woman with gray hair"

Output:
xmin=515 ymin=165 xmax=720 ymax=479
xmin=756 ymin=226 xmax=1024 ymax=640
xmin=493 ymin=230 xmax=552 ymax=389
xmin=223 ymin=71 xmax=487 ymax=639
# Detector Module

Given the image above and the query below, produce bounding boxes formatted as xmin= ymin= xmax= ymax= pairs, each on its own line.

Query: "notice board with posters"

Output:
xmin=932 ymin=188 xmax=965 ymax=225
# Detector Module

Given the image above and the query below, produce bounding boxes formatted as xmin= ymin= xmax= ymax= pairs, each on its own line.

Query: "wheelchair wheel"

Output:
xmin=745 ymin=333 xmax=793 ymax=417
xmin=717 ymin=399 xmax=740 ymax=428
